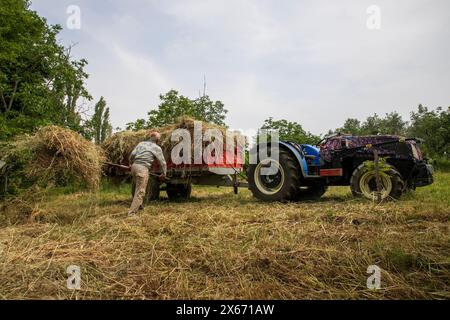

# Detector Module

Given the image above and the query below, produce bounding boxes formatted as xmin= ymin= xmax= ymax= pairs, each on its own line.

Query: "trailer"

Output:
xmin=106 ymin=141 xmax=247 ymax=203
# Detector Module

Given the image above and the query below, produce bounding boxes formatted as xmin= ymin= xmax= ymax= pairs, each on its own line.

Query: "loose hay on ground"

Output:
xmin=0 ymin=173 xmax=448 ymax=299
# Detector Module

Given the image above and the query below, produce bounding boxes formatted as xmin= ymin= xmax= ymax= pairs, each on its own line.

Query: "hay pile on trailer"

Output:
xmin=101 ymin=130 xmax=149 ymax=167
xmin=1 ymin=126 xmax=105 ymax=192
xmin=102 ymin=117 xmax=244 ymax=172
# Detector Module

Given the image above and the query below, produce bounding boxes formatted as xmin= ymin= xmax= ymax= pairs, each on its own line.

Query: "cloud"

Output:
xmin=161 ymin=0 xmax=289 ymax=59
xmin=113 ymin=44 xmax=171 ymax=92
xmin=82 ymin=43 xmax=175 ymax=130
xmin=31 ymin=0 xmax=450 ymax=135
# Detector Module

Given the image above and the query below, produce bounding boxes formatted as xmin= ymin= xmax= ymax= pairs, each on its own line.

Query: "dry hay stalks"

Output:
xmin=102 ymin=130 xmax=149 ymax=167
xmin=0 ymin=187 xmax=52 ymax=225
xmin=102 ymin=117 xmax=244 ymax=169
xmin=3 ymin=126 xmax=105 ymax=191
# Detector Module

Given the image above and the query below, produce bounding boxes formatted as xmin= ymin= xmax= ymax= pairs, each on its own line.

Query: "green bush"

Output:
xmin=431 ymin=158 xmax=450 ymax=172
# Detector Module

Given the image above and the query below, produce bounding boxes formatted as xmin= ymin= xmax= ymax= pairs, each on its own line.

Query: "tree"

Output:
xmin=193 ymin=95 xmax=227 ymax=126
xmin=84 ymin=97 xmax=112 ymax=144
xmin=0 ymin=0 xmax=91 ymax=139
xmin=361 ymin=113 xmax=382 ymax=135
xmin=100 ymin=104 xmax=113 ymax=144
xmin=379 ymin=112 xmax=407 ymax=135
xmin=260 ymin=117 xmax=321 ymax=145
xmin=147 ymin=90 xmax=194 ymax=127
xmin=333 ymin=112 xmax=407 ymax=136
xmin=126 ymin=119 xmax=147 ymax=131
xmin=408 ymin=104 xmax=450 ymax=157
xmin=126 ymin=89 xmax=228 ymax=130
xmin=336 ymin=118 xmax=362 ymax=135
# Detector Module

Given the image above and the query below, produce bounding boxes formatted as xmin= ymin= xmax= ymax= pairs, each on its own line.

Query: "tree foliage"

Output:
xmin=332 ymin=105 xmax=449 ymax=158
xmin=408 ymin=105 xmax=450 ymax=157
xmin=260 ymin=117 xmax=321 ymax=145
xmin=0 ymin=0 xmax=91 ymax=139
xmin=84 ymin=97 xmax=112 ymax=144
xmin=126 ymin=89 xmax=228 ymax=130
xmin=339 ymin=118 xmax=362 ymax=135
xmin=334 ymin=112 xmax=407 ymax=136
xmin=379 ymin=112 xmax=408 ymax=135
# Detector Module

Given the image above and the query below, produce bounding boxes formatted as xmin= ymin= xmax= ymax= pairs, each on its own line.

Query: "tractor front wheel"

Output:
xmin=350 ymin=163 xmax=404 ymax=200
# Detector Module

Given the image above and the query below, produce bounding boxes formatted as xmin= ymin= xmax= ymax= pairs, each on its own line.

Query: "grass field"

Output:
xmin=0 ymin=173 xmax=449 ymax=299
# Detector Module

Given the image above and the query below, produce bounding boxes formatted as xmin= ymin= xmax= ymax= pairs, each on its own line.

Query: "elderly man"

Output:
xmin=128 ymin=131 xmax=167 ymax=216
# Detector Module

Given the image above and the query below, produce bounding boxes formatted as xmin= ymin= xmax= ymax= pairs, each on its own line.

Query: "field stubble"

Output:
xmin=0 ymin=173 xmax=449 ymax=299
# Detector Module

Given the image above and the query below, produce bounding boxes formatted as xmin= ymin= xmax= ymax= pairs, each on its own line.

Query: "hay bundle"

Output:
xmin=157 ymin=117 xmax=230 ymax=158
xmin=2 ymin=126 xmax=105 ymax=192
xmin=102 ymin=130 xmax=149 ymax=167
xmin=102 ymin=117 xmax=243 ymax=170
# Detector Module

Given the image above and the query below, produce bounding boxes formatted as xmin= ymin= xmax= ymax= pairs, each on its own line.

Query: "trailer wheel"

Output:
xmin=166 ymin=183 xmax=192 ymax=201
xmin=293 ymin=183 xmax=328 ymax=201
xmin=131 ymin=176 xmax=160 ymax=203
xmin=350 ymin=163 xmax=404 ymax=200
xmin=247 ymin=149 xmax=300 ymax=202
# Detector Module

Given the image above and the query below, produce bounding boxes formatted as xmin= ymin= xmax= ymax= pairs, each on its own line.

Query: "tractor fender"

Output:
xmin=249 ymin=141 xmax=308 ymax=177
xmin=250 ymin=141 xmax=308 ymax=178
xmin=278 ymin=141 xmax=308 ymax=177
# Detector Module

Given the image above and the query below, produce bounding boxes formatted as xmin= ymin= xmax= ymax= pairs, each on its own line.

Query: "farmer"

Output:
xmin=128 ymin=131 xmax=167 ymax=216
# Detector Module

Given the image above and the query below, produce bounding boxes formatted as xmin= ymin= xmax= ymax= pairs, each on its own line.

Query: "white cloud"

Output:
xmin=113 ymin=44 xmax=171 ymax=92
xmin=81 ymin=41 xmax=175 ymax=129
xmin=31 ymin=0 xmax=450 ymax=135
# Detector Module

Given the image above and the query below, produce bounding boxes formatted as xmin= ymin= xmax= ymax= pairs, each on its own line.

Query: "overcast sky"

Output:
xmin=31 ymin=0 xmax=450 ymax=136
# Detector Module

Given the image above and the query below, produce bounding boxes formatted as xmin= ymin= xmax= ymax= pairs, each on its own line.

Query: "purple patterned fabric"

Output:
xmin=319 ymin=135 xmax=418 ymax=162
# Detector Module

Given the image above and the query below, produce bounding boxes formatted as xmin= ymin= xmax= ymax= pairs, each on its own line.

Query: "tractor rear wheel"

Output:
xmin=131 ymin=176 xmax=160 ymax=203
xmin=350 ymin=163 xmax=404 ymax=200
xmin=166 ymin=183 xmax=192 ymax=201
xmin=247 ymin=149 xmax=300 ymax=202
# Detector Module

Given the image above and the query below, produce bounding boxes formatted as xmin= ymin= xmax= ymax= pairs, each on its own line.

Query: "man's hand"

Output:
xmin=159 ymin=173 xmax=166 ymax=181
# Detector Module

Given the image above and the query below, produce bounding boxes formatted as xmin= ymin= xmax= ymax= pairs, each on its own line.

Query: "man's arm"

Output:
xmin=152 ymin=146 xmax=167 ymax=176
xmin=129 ymin=146 xmax=138 ymax=164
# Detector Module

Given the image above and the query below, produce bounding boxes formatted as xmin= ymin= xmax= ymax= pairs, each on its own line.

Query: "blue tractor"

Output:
xmin=247 ymin=134 xmax=434 ymax=202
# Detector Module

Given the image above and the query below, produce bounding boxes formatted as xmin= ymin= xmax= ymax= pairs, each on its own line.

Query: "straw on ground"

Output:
xmin=0 ymin=173 xmax=448 ymax=299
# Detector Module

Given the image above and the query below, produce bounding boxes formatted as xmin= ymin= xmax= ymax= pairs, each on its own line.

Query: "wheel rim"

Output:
xmin=254 ymin=159 xmax=285 ymax=195
xmin=359 ymin=171 xmax=392 ymax=200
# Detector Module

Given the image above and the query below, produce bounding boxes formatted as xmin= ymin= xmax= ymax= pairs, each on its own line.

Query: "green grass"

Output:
xmin=0 ymin=173 xmax=449 ymax=299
